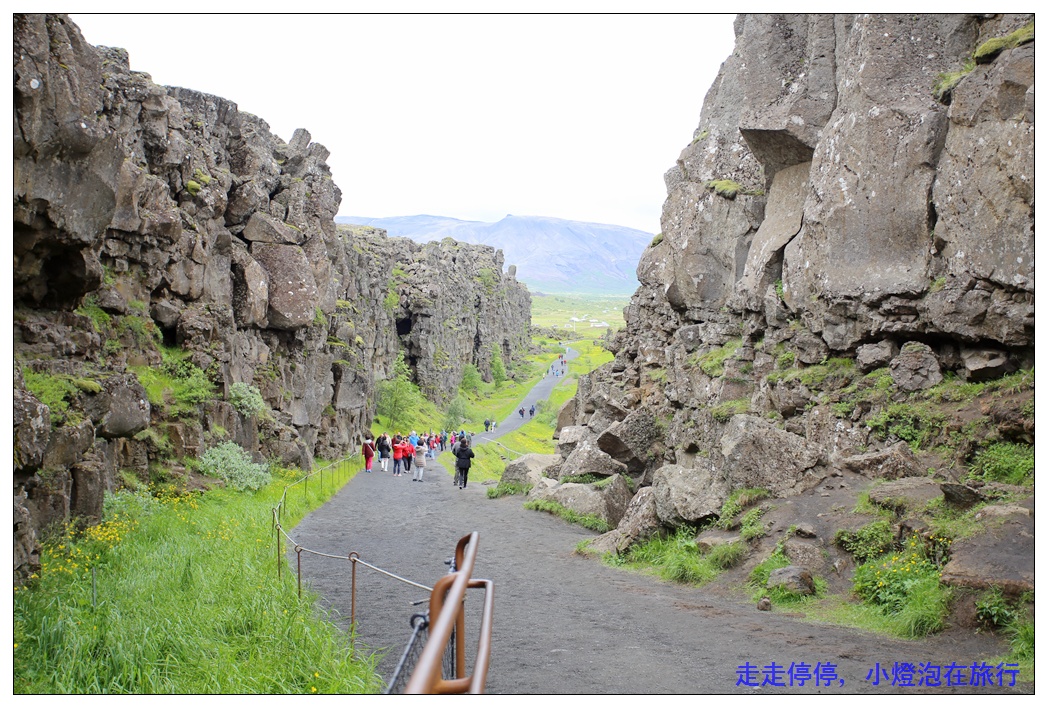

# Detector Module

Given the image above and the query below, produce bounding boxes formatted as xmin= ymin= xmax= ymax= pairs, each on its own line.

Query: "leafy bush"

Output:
xmin=976 ymin=587 xmax=1016 ymax=629
xmin=376 ymin=351 xmax=421 ymax=431
xmin=229 ymin=382 xmax=267 ymax=418
xmin=969 ymin=442 xmax=1034 ymax=485
xmin=490 ymin=345 xmax=507 ymax=387
xmin=198 ymin=442 xmax=271 ymax=491
xmin=460 ymin=364 xmax=482 ymax=394
xmin=851 ymin=533 xmax=952 ymax=637
xmin=443 ymin=394 xmax=470 ymax=431
xmin=834 ymin=520 xmax=895 ymax=563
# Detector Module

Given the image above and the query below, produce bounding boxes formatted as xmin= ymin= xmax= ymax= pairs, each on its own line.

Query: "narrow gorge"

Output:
xmin=13 ymin=14 xmax=530 ymax=582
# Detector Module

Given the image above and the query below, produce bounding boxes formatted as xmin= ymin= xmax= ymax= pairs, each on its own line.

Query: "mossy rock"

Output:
xmin=973 ymin=22 xmax=1034 ymax=64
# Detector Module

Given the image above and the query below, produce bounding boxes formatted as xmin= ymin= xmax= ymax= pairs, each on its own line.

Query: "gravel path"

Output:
xmin=288 ymin=346 xmax=1022 ymax=695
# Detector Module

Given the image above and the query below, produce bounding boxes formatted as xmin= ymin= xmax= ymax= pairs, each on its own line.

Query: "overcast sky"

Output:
xmin=68 ymin=13 xmax=737 ymax=234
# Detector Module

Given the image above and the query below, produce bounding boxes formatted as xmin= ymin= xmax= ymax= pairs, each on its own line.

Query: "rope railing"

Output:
xmin=269 ymin=452 xmax=437 ymax=626
xmin=268 ymin=455 xmax=494 ymax=694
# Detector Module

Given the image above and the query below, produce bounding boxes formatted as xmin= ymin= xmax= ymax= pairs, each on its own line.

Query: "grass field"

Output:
xmin=530 ymin=293 xmax=630 ymax=335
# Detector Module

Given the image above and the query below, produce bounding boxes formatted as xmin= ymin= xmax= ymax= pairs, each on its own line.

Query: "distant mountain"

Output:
xmin=336 ymin=214 xmax=652 ymax=295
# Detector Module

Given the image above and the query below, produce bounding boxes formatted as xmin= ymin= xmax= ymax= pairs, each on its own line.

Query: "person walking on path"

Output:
xmin=376 ymin=433 xmax=391 ymax=472
xmin=361 ymin=435 xmax=376 ymax=473
xmin=453 ymin=437 xmax=475 ymax=489
xmin=412 ymin=438 xmax=427 ymax=481
xmin=392 ymin=435 xmax=407 ymax=476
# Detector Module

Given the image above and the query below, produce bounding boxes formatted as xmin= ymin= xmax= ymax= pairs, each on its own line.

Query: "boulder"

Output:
xmin=695 ymin=529 xmax=742 ymax=554
xmin=560 ymin=438 xmax=628 ymax=479
xmin=940 ymin=501 xmax=1034 ymax=595
xmin=242 ymin=211 xmax=304 ymax=245
xmin=652 ymin=461 xmax=729 ymax=527
xmin=940 ymin=482 xmax=986 ymax=509
xmin=501 ymin=453 xmax=561 ymax=488
xmin=554 ymin=425 xmax=588 ymax=458
xmin=83 ymin=374 xmax=151 ymax=439
xmin=250 ymin=242 xmax=320 ymax=330
xmin=838 ymin=442 xmax=922 ymax=480
xmin=610 ymin=487 xmax=664 ymax=552
xmin=959 ymin=347 xmax=1013 ymax=382
xmin=596 ymin=407 xmax=657 ymax=474
xmin=13 ymin=387 xmax=51 ymax=472
xmin=782 ymin=539 xmax=826 ymax=574
xmin=866 ymin=477 xmax=942 ymax=513
xmin=231 ymin=244 xmax=270 ymax=327
xmin=720 ymin=415 xmax=824 ymax=496
xmin=767 ymin=566 xmax=815 ymax=596
xmin=529 ymin=474 xmax=633 ymax=528
xmin=889 ymin=342 xmax=943 ymax=392
xmin=856 ymin=340 xmax=899 ymax=373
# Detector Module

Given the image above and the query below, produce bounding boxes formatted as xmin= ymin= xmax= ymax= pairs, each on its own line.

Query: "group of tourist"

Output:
xmin=359 ymin=429 xmax=475 ymax=487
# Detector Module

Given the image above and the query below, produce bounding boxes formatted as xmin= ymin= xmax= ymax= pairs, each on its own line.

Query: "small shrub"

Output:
xmin=968 ymin=442 xmax=1034 ymax=486
xmin=976 ymin=587 xmax=1016 ymax=629
xmin=776 ymin=350 xmax=795 ymax=370
xmin=834 ymin=520 xmax=895 ymax=563
xmin=228 ymin=382 xmax=266 ymax=418
xmin=739 ymin=508 xmax=766 ymax=541
xmin=851 ymin=533 xmax=952 ymax=637
xmin=1005 ymin=618 xmax=1035 ymax=662
xmin=198 ymin=441 xmax=271 ymax=491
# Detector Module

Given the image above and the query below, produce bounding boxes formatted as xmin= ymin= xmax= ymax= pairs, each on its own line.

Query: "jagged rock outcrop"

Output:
xmin=12 ymin=14 xmax=529 ymax=583
xmin=545 ymin=14 xmax=1033 ymax=576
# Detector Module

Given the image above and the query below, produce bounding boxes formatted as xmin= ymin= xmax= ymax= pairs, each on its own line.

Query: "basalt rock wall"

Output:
xmin=554 ymin=14 xmax=1034 ymax=538
xmin=12 ymin=14 xmax=529 ymax=583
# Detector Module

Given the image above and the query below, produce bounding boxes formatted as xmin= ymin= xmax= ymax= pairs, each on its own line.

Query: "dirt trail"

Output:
xmin=293 ymin=469 xmax=1025 ymax=694
xmin=288 ymin=344 xmax=1023 ymax=694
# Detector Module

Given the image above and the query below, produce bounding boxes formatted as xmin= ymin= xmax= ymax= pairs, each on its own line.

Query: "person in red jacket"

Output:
xmin=403 ymin=438 xmax=415 ymax=474
xmin=362 ymin=435 xmax=376 ymax=473
xmin=392 ymin=435 xmax=406 ymax=476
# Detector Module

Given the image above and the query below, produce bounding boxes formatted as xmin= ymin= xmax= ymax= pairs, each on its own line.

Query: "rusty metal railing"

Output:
xmin=401 ymin=532 xmax=494 ymax=695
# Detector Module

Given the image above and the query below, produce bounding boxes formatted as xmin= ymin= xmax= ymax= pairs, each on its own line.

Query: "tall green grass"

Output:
xmin=13 ymin=462 xmax=380 ymax=694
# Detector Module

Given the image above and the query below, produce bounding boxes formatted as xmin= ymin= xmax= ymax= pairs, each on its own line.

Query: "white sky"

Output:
xmin=67 ymin=12 xmax=738 ymax=233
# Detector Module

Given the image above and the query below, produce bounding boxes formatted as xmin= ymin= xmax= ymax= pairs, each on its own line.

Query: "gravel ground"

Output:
xmin=288 ymin=346 xmax=1025 ymax=695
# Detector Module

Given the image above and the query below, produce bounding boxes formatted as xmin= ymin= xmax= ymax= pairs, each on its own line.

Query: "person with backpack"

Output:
xmin=454 ymin=438 xmax=475 ymax=489
xmin=376 ymin=433 xmax=392 ymax=472
xmin=362 ymin=435 xmax=376 ymax=473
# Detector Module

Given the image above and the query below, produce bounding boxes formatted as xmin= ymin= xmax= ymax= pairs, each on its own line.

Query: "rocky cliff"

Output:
xmin=522 ymin=14 xmax=1033 ymax=599
xmin=12 ymin=14 xmax=530 ymax=583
